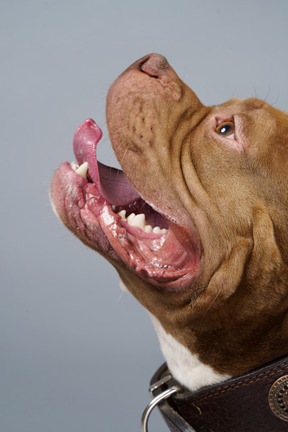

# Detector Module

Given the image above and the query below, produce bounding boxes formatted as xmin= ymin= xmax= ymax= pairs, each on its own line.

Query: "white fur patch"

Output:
xmin=150 ymin=314 xmax=230 ymax=391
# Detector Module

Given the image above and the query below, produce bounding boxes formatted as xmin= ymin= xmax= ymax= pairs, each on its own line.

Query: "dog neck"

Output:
xmin=149 ymin=314 xmax=230 ymax=391
xmin=120 ymin=278 xmax=230 ymax=391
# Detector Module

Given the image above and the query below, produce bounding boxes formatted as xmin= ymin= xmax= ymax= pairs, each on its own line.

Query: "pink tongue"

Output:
xmin=73 ymin=119 xmax=140 ymax=205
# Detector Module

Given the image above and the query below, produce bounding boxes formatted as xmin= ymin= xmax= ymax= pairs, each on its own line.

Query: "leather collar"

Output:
xmin=143 ymin=355 xmax=288 ymax=432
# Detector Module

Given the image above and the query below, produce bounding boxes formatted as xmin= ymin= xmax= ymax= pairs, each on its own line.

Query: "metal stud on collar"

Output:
xmin=141 ymin=373 xmax=182 ymax=432
xmin=268 ymin=375 xmax=288 ymax=422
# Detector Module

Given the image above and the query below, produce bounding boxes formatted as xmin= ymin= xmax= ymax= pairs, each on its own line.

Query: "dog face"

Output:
xmin=50 ymin=54 xmax=288 ymax=381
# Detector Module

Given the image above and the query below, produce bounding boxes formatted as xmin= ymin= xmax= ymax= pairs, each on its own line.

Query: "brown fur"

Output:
xmin=51 ymin=54 xmax=288 ymax=378
xmin=106 ymin=55 xmax=288 ymax=376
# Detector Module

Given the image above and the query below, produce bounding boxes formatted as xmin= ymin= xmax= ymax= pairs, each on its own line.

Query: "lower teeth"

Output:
xmin=71 ymin=161 xmax=89 ymax=179
xmin=117 ymin=210 xmax=167 ymax=234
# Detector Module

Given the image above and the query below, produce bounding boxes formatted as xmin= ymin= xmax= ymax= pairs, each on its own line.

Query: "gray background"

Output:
xmin=2 ymin=0 xmax=288 ymax=431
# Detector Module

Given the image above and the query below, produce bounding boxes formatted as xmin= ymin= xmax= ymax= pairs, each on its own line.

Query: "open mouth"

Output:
xmin=51 ymin=118 xmax=201 ymax=288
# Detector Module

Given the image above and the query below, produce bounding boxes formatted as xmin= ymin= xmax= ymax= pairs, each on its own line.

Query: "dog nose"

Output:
xmin=139 ymin=54 xmax=169 ymax=77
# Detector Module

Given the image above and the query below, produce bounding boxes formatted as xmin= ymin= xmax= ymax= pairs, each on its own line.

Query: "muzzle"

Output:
xmin=142 ymin=355 xmax=288 ymax=432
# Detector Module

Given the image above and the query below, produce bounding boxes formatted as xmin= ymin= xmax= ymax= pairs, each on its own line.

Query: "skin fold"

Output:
xmin=50 ymin=54 xmax=288 ymax=383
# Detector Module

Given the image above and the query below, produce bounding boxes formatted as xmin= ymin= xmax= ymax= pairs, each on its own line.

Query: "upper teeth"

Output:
xmin=118 ymin=210 xmax=167 ymax=234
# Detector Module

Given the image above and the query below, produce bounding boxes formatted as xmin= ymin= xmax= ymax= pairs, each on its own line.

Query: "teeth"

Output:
xmin=117 ymin=210 xmax=167 ymax=234
xmin=144 ymin=225 xmax=153 ymax=233
xmin=71 ymin=161 xmax=79 ymax=172
xmin=128 ymin=213 xmax=146 ymax=230
xmin=127 ymin=213 xmax=136 ymax=223
xmin=118 ymin=210 xmax=127 ymax=220
xmin=71 ymin=161 xmax=89 ymax=179
xmin=75 ymin=162 xmax=89 ymax=179
xmin=152 ymin=227 xmax=162 ymax=234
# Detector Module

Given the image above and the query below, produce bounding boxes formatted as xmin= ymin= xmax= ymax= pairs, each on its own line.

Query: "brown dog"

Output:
xmin=50 ymin=54 xmax=288 ymax=393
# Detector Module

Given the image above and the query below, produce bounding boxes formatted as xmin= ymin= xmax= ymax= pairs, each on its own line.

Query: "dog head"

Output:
xmin=50 ymin=54 xmax=288 ymax=389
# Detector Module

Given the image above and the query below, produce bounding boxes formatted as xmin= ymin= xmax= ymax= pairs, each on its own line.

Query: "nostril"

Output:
xmin=140 ymin=54 xmax=169 ymax=77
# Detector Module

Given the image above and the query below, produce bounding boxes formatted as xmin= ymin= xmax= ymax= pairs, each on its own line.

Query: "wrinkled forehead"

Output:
xmin=211 ymin=98 xmax=265 ymax=115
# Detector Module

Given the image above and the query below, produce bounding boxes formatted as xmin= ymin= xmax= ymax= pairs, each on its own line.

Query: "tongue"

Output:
xmin=73 ymin=118 xmax=140 ymax=205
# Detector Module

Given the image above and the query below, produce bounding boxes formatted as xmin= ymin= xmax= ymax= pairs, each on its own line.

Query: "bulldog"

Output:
xmin=50 ymin=54 xmax=288 ymax=396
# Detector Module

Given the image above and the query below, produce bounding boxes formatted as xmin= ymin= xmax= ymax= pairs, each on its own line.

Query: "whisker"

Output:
xmin=200 ymin=288 xmax=222 ymax=325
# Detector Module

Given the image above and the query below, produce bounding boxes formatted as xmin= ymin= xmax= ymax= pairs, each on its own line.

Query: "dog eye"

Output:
xmin=216 ymin=121 xmax=235 ymax=138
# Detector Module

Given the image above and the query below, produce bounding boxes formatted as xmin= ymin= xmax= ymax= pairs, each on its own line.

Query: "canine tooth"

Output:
xmin=75 ymin=162 xmax=89 ymax=179
xmin=118 ymin=210 xmax=127 ymax=220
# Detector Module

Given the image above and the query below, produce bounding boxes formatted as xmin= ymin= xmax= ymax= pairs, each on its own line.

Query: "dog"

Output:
xmin=50 ymin=53 xmax=288 ymax=395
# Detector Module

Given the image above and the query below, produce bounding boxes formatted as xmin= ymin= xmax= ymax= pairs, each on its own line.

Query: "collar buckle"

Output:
xmin=141 ymin=372 xmax=182 ymax=432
